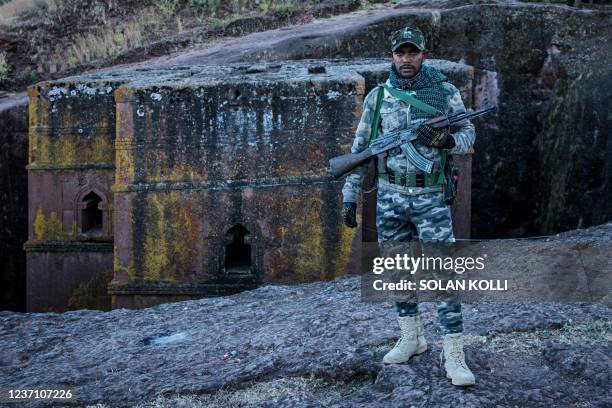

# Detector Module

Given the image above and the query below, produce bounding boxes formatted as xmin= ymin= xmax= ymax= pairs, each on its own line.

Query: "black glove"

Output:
xmin=416 ymin=123 xmax=449 ymax=147
xmin=341 ymin=202 xmax=357 ymax=228
xmin=439 ymin=134 xmax=456 ymax=150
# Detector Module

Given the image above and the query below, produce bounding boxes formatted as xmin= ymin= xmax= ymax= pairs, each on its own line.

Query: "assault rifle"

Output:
xmin=328 ymin=106 xmax=495 ymax=179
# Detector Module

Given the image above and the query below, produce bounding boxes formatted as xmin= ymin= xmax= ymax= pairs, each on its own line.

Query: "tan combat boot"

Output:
xmin=383 ymin=315 xmax=428 ymax=364
xmin=441 ymin=333 xmax=476 ymax=386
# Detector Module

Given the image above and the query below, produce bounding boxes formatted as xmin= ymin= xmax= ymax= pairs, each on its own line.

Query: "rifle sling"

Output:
xmin=369 ymin=86 xmax=385 ymax=143
xmin=368 ymin=84 xmax=446 ymax=185
xmin=382 ymin=84 xmax=444 ymax=115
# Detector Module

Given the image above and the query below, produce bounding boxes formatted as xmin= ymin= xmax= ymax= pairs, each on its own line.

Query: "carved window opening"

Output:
xmin=82 ymin=191 xmax=103 ymax=234
xmin=224 ymin=224 xmax=251 ymax=274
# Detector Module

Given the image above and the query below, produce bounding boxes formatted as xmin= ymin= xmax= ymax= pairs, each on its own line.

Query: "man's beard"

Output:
xmin=397 ymin=63 xmax=418 ymax=78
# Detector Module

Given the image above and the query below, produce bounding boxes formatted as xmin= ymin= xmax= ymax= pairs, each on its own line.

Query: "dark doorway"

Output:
xmin=224 ymin=224 xmax=252 ymax=274
xmin=82 ymin=192 xmax=103 ymax=234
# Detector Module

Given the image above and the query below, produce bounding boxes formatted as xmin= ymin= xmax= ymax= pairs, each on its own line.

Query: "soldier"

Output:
xmin=341 ymin=27 xmax=476 ymax=386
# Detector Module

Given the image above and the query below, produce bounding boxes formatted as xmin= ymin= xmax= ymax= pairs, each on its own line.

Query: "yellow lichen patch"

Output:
xmin=272 ymin=188 xmax=355 ymax=282
xmin=71 ymin=219 xmax=78 ymax=238
xmin=279 ymin=225 xmax=288 ymax=247
xmin=278 ymin=190 xmax=326 ymax=282
xmin=165 ymin=160 xmax=201 ymax=184
xmin=28 ymin=99 xmax=38 ymax=163
xmin=33 ymin=206 xmax=64 ymax=240
xmin=46 ymin=211 xmax=63 ymax=240
xmin=67 ymin=269 xmax=113 ymax=311
xmin=28 ymin=94 xmax=50 ymax=163
xmin=91 ymin=134 xmax=114 ymax=162
xmin=33 ymin=205 xmax=46 ymax=240
xmin=145 ymin=148 xmax=165 ymax=181
xmin=171 ymin=204 xmax=199 ymax=281
xmin=55 ymin=136 xmax=77 ymax=164
xmin=141 ymin=191 xmax=201 ymax=282
xmin=143 ymin=194 xmax=169 ymax=281
xmin=114 ymin=253 xmax=133 ymax=283
xmin=106 ymin=200 xmax=114 ymax=235
xmin=333 ymin=214 xmax=359 ymax=279
xmin=116 ymin=148 xmax=135 ymax=185
xmin=113 ymin=255 xmax=119 ymax=275
xmin=29 ymin=132 xmax=51 ymax=165
xmin=30 ymin=108 xmax=115 ymax=166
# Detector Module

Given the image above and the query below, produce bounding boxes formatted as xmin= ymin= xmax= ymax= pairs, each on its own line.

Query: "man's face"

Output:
xmin=391 ymin=43 xmax=428 ymax=78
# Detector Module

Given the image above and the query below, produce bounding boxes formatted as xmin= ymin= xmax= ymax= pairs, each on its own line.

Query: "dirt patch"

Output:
xmin=136 ymin=377 xmax=370 ymax=408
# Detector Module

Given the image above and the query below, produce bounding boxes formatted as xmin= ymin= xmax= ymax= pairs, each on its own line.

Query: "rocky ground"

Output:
xmin=1 ymin=224 xmax=611 ymax=407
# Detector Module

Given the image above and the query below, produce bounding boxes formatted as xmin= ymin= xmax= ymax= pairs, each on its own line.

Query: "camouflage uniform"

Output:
xmin=342 ymin=67 xmax=475 ymax=334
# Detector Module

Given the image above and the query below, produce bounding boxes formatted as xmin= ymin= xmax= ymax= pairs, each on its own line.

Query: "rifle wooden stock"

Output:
xmin=376 ymin=152 xmax=388 ymax=175
xmin=329 ymin=147 xmax=373 ymax=179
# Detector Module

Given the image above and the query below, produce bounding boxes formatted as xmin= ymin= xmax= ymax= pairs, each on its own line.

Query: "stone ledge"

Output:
xmin=26 ymin=163 xmax=115 ymax=170
xmin=111 ymin=175 xmax=342 ymax=193
xmin=24 ymin=240 xmax=113 ymax=252
xmin=108 ymin=281 xmax=259 ymax=296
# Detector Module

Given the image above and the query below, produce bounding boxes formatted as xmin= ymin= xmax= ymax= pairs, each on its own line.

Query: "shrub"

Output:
xmin=210 ymin=17 xmax=230 ymax=29
xmin=158 ymin=0 xmax=180 ymax=16
xmin=16 ymin=66 xmax=39 ymax=86
xmin=272 ymin=1 xmax=295 ymax=17
xmin=188 ymin=0 xmax=220 ymax=8
xmin=257 ymin=0 xmax=270 ymax=12
xmin=0 ymin=52 xmax=8 ymax=83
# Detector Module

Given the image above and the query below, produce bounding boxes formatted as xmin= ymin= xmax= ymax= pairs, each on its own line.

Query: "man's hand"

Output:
xmin=342 ymin=202 xmax=357 ymax=228
xmin=416 ymin=123 xmax=452 ymax=148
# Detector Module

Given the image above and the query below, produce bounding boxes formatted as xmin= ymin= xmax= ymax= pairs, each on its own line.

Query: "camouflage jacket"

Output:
xmin=341 ymin=76 xmax=476 ymax=203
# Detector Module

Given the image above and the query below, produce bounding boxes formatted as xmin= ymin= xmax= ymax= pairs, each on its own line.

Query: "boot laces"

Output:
xmin=447 ymin=342 xmax=468 ymax=370
xmin=401 ymin=326 xmax=416 ymax=338
xmin=398 ymin=329 xmax=417 ymax=345
xmin=395 ymin=320 xmax=417 ymax=347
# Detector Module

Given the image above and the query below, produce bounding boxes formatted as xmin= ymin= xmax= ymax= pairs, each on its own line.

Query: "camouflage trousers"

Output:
xmin=376 ymin=183 xmax=463 ymax=334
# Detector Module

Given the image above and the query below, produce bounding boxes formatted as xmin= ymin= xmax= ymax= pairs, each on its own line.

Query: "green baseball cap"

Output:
xmin=391 ymin=27 xmax=426 ymax=52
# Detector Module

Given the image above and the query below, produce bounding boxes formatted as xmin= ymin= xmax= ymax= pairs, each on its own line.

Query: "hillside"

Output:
xmin=0 ymin=0 xmax=389 ymax=92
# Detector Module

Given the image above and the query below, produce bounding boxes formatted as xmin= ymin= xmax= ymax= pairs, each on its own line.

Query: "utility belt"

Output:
xmin=379 ymin=170 xmax=442 ymax=188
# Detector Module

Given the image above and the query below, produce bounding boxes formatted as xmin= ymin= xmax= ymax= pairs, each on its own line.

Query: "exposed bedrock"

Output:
xmin=158 ymin=0 xmax=612 ymax=237
xmin=0 ymin=235 xmax=610 ymax=407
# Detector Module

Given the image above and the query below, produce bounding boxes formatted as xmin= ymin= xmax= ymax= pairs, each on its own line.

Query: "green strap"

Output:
xmin=369 ymin=86 xmax=385 ymax=143
xmin=382 ymin=84 xmax=443 ymax=116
